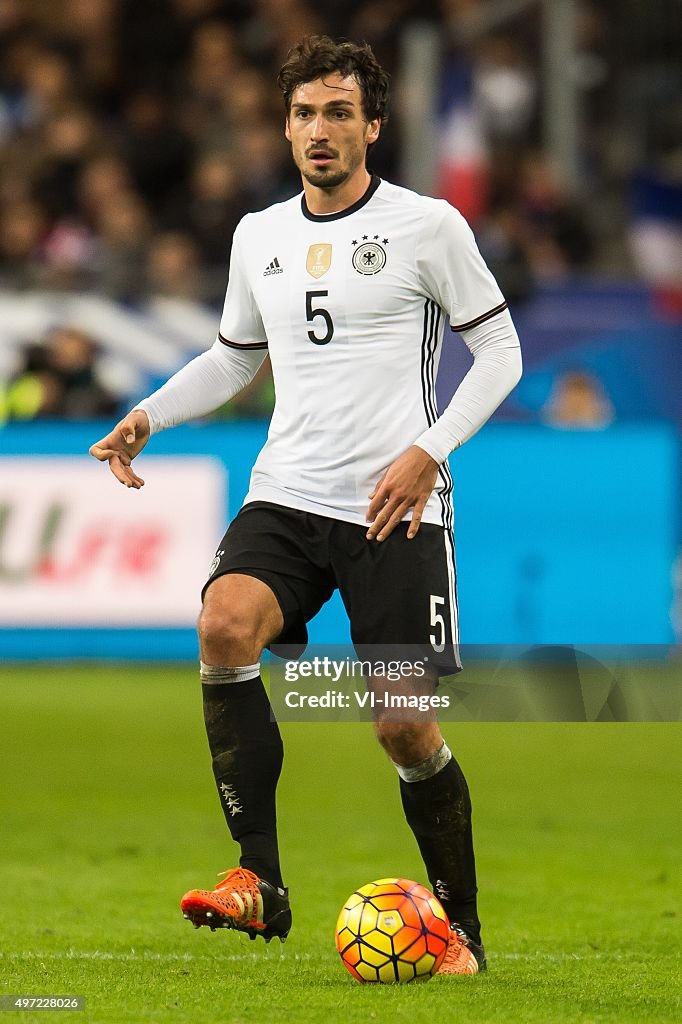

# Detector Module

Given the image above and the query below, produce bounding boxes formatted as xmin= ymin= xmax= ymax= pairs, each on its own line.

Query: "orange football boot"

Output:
xmin=437 ymin=924 xmax=486 ymax=974
xmin=181 ymin=867 xmax=291 ymax=943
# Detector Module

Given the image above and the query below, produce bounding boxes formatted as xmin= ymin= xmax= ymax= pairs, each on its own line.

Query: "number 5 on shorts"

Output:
xmin=429 ymin=594 xmax=446 ymax=653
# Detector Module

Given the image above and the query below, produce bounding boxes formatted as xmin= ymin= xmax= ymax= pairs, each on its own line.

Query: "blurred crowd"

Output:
xmin=0 ymin=0 xmax=679 ymax=421
xmin=0 ymin=324 xmax=118 ymax=421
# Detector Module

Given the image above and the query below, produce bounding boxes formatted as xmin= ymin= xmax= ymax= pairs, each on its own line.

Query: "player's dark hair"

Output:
xmin=277 ymin=35 xmax=390 ymax=125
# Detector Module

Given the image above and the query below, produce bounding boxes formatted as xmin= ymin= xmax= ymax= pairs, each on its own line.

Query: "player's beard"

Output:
xmin=300 ymin=164 xmax=350 ymax=189
xmin=296 ymin=138 xmax=366 ymax=191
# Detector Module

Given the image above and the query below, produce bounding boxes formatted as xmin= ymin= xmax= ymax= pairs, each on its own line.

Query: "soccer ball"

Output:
xmin=335 ymin=877 xmax=449 ymax=983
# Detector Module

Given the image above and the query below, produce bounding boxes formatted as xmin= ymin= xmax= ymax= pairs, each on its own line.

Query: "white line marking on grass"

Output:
xmin=0 ymin=950 xmax=656 ymax=964
xmin=0 ymin=950 xmax=313 ymax=963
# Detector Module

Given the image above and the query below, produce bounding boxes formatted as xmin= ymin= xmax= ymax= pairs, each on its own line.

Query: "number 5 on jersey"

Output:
xmin=306 ymin=290 xmax=334 ymax=345
xmin=430 ymin=594 xmax=446 ymax=653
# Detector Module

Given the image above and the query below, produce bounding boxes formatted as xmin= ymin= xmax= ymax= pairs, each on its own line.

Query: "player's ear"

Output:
xmin=366 ymin=118 xmax=381 ymax=146
xmin=285 ymin=118 xmax=292 ymax=142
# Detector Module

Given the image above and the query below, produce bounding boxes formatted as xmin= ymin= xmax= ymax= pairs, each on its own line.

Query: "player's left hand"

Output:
xmin=366 ymin=445 xmax=439 ymax=542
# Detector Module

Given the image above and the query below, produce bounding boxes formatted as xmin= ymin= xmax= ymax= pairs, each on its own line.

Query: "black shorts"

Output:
xmin=203 ymin=501 xmax=461 ymax=676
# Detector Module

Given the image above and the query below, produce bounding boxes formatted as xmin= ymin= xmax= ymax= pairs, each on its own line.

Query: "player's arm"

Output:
xmin=414 ymin=307 xmax=522 ymax=462
xmin=367 ymin=310 xmax=522 ymax=540
xmin=90 ymin=214 xmax=269 ymax=487
xmin=89 ymin=340 xmax=266 ymax=488
xmin=367 ymin=204 xmax=522 ymax=541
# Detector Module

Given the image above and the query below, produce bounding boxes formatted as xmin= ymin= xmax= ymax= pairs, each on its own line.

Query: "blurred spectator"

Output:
xmin=146 ymin=230 xmax=204 ymax=301
xmin=33 ymin=105 xmax=101 ymax=220
xmin=472 ymin=34 xmax=535 ymax=145
xmin=92 ymin=189 xmax=151 ymax=299
xmin=0 ymin=197 xmax=46 ymax=289
xmin=0 ymin=342 xmax=63 ymax=423
xmin=629 ymin=166 xmax=682 ymax=316
xmin=241 ymin=0 xmax=324 ymax=69
xmin=198 ymin=65 xmax=278 ymax=152
xmin=77 ymin=153 xmax=134 ymax=223
xmin=45 ymin=325 xmax=119 ymax=417
xmin=0 ymin=0 xmax=34 ymax=67
xmin=227 ymin=67 xmax=275 ymax=125
xmin=519 ymin=153 xmax=594 ymax=277
xmin=1 ymin=327 xmax=119 ymax=424
xmin=169 ymin=151 xmax=247 ymax=262
xmin=119 ymin=89 xmax=194 ymax=213
xmin=20 ymin=47 xmax=76 ymax=128
xmin=232 ymin=123 xmax=299 ymax=210
xmin=1 ymin=28 xmax=42 ymax=117
xmin=477 ymin=205 xmax=533 ymax=307
xmin=541 ymin=370 xmax=614 ymax=429
xmin=41 ymin=217 xmax=96 ymax=290
xmin=53 ymin=0 xmax=118 ymax=109
xmin=180 ymin=20 xmax=243 ymax=140
xmin=629 ymin=109 xmax=682 ymax=317
xmin=113 ymin=0 xmax=189 ymax=97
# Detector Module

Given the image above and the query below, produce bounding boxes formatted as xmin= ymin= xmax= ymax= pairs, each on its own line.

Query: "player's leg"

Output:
xmin=371 ymin=700 xmax=484 ymax=973
xmin=182 ymin=502 xmax=335 ymax=941
xmin=182 ymin=571 xmax=292 ymax=940
xmin=199 ymin=572 xmax=285 ymax=887
xmin=333 ymin=520 xmax=484 ymax=972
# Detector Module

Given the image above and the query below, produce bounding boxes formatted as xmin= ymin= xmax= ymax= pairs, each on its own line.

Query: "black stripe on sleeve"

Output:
xmin=450 ymin=299 xmax=508 ymax=333
xmin=218 ymin=331 xmax=268 ymax=350
xmin=419 ymin=299 xmax=454 ymax=532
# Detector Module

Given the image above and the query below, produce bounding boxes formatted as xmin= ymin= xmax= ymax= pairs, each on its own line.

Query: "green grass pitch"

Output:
xmin=0 ymin=665 xmax=679 ymax=1023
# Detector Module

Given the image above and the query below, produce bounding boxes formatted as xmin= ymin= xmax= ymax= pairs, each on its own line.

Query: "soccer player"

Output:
xmin=90 ymin=36 xmax=522 ymax=975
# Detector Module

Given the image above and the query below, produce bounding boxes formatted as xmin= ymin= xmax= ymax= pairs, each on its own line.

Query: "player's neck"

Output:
xmin=302 ymin=167 xmax=372 ymax=216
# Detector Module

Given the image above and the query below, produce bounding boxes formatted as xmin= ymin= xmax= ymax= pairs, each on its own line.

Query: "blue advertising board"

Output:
xmin=0 ymin=421 xmax=678 ymax=658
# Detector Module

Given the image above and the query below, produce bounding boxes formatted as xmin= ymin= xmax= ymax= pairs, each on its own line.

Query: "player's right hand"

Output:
xmin=89 ymin=409 xmax=150 ymax=489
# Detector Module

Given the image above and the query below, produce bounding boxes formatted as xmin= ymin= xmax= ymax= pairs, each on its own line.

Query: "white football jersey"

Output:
xmin=219 ymin=176 xmax=507 ymax=528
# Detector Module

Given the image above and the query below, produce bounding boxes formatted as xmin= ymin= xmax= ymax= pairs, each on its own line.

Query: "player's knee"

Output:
xmin=374 ymin=720 xmax=422 ymax=761
xmin=374 ymin=719 xmax=443 ymax=767
xmin=198 ymin=603 xmax=260 ymax=663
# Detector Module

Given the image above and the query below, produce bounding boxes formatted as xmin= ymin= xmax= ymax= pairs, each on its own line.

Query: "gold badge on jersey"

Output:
xmin=306 ymin=243 xmax=332 ymax=279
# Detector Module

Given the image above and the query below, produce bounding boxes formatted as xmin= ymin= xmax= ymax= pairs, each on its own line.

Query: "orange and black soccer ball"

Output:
xmin=335 ymin=877 xmax=449 ymax=983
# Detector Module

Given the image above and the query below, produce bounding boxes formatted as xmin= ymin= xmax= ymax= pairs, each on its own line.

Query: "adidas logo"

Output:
xmin=263 ymin=256 xmax=283 ymax=276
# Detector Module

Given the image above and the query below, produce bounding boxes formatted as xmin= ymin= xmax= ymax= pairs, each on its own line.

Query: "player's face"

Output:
xmin=285 ymin=74 xmax=380 ymax=190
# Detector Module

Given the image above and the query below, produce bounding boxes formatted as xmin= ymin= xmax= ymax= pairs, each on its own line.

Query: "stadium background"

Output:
xmin=0 ymin=3 xmax=680 ymax=1022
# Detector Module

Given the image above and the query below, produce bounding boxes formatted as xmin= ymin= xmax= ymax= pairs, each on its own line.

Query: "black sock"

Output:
xmin=400 ymin=756 xmax=481 ymax=945
xmin=202 ymin=675 xmax=284 ymax=889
